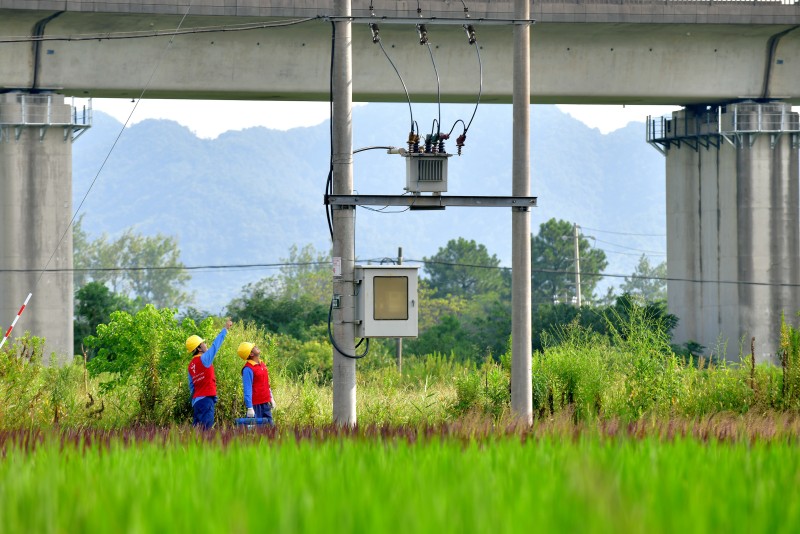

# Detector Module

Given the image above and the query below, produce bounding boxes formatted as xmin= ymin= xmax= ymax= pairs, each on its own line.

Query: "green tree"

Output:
xmin=85 ymin=306 xmax=217 ymax=424
xmin=602 ymin=293 xmax=678 ymax=347
xmin=73 ymin=219 xmax=192 ymax=309
xmin=532 ymin=218 xmax=608 ymax=305
xmin=423 ymin=238 xmax=507 ymax=298
xmin=226 ymin=244 xmax=331 ymax=340
xmin=619 ymin=254 xmax=667 ymax=302
xmin=407 ymin=314 xmax=480 ymax=363
xmin=271 ymin=244 xmax=331 ymax=304
xmin=74 ymin=281 xmax=136 ymax=356
xmin=407 ymin=281 xmax=511 ymax=364
xmin=227 ymin=290 xmax=327 ymax=341
xmin=118 ymin=232 xmax=191 ymax=308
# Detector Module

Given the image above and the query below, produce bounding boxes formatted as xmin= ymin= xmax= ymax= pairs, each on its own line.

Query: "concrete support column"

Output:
xmin=666 ymin=102 xmax=800 ymax=362
xmin=0 ymin=92 xmax=76 ymax=362
xmin=331 ymin=0 xmax=356 ymax=426
xmin=510 ymin=0 xmax=532 ymax=425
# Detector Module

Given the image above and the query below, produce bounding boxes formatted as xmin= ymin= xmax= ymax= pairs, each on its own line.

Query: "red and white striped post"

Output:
xmin=0 ymin=293 xmax=32 ymax=350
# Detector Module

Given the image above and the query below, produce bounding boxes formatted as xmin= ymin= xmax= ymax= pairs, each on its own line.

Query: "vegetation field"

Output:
xmin=6 ymin=248 xmax=800 ymax=533
xmin=2 ymin=424 xmax=799 ymax=534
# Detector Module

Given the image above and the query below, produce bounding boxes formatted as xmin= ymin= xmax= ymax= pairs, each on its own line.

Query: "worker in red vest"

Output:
xmin=186 ymin=318 xmax=233 ymax=429
xmin=238 ymin=341 xmax=274 ymax=424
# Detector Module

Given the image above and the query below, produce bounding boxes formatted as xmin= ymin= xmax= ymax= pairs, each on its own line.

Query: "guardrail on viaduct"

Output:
xmin=647 ymin=103 xmax=800 ymax=154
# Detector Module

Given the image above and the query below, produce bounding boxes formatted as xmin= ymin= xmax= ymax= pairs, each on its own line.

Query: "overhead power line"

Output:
xmin=1 ymin=261 xmax=322 ymax=273
xmin=590 ymin=237 xmax=665 ymax=255
xmin=579 ymin=225 xmax=666 ymax=238
xmin=0 ymin=18 xmax=320 ymax=44
xmin=7 ymin=258 xmax=798 ymax=289
xmin=602 ymin=249 xmax=666 ymax=258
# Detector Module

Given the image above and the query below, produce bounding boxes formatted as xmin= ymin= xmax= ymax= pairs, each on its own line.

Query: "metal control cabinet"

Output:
xmin=354 ymin=265 xmax=419 ymax=338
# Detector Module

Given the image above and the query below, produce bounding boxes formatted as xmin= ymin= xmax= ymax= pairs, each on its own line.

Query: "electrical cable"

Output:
xmin=353 ymin=145 xmax=396 ymax=153
xmin=459 ymin=0 xmax=471 ymax=18
xmin=373 ymin=32 xmax=415 ymax=133
xmin=425 ymin=42 xmax=442 ymax=138
xmin=580 ymin=225 xmax=666 ymax=237
xmin=590 ymin=237 xmax=665 ymax=255
xmin=447 ymin=119 xmax=466 ymax=137
xmin=445 ymin=25 xmax=482 ymax=147
xmin=2 ymin=257 xmax=795 ymax=290
xmin=360 ymin=205 xmax=412 ymax=214
xmin=0 ymin=18 xmax=319 ymax=44
xmin=325 ymin=21 xmax=336 ymax=241
xmin=327 ymin=302 xmax=370 ymax=359
xmin=464 ymin=37 xmax=482 ymax=133
xmin=351 ymin=147 xmax=411 ymax=212
xmin=404 ymin=258 xmax=800 ymax=288
xmin=603 ymin=249 xmax=666 ymax=258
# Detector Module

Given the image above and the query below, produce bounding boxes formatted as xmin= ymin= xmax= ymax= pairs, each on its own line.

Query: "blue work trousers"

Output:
xmin=192 ymin=396 xmax=217 ymax=429
xmin=254 ymin=402 xmax=273 ymax=424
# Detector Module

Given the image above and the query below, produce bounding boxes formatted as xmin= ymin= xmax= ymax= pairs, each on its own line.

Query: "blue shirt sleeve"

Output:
xmin=201 ymin=328 xmax=227 ymax=368
xmin=188 ymin=371 xmax=194 ymax=397
xmin=242 ymin=366 xmax=254 ymax=409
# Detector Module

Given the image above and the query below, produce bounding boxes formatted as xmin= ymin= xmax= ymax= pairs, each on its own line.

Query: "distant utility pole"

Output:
xmin=396 ymin=246 xmax=403 ymax=374
xmin=573 ymin=222 xmax=582 ymax=307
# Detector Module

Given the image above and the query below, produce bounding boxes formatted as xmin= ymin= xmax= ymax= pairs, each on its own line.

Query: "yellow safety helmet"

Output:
xmin=186 ymin=335 xmax=204 ymax=353
xmin=237 ymin=342 xmax=255 ymax=360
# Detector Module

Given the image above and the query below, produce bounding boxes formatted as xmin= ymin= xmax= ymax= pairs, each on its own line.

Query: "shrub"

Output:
xmin=533 ymin=322 xmax=608 ymax=420
xmin=451 ymin=361 xmax=509 ymax=419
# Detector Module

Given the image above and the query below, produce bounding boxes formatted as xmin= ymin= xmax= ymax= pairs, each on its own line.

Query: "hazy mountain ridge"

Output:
xmin=73 ymin=103 xmax=666 ymax=312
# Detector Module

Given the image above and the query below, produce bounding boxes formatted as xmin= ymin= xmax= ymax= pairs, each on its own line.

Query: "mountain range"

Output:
xmin=72 ymin=103 xmax=667 ymax=312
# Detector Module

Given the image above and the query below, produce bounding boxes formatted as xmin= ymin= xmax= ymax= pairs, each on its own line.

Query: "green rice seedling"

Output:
xmin=2 ymin=431 xmax=799 ymax=534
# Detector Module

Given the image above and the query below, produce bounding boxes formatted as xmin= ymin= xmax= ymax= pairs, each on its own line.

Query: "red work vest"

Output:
xmin=244 ymin=360 xmax=272 ymax=405
xmin=188 ymin=355 xmax=217 ymax=398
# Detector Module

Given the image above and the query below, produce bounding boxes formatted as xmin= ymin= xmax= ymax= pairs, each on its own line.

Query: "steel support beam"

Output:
xmin=325 ymin=195 xmax=537 ymax=208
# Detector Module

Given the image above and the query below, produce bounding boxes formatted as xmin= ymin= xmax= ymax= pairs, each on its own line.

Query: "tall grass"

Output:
xmin=4 ymin=305 xmax=800 ymax=430
xmin=1 ymin=431 xmax=798 ymax=533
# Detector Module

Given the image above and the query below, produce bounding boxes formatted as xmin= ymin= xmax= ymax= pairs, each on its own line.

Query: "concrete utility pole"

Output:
xmin=331 ymin=0 xmax=356 ymax=426
xmin=510 ymin=0 xmax=533 ymax=425
xmin=573 ymin=222 xmax=582 ymax=307
xmin=396 ymin=246 xmax=403 ymax=374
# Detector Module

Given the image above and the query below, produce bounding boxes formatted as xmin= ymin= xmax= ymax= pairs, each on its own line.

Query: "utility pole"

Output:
xmin=573 ymin=222 xmax=582 ymax=307
xmin=396 ymin=246 xmax=403 ymax=374
xmin=510 ymin=0 xmax=533 ymax=426
xmin=331 ymin=0 xmax=356 ymax=426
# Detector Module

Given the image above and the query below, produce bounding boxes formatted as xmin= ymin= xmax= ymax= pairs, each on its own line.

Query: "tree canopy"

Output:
xmin=423 ymin=238 xmax=507 ymax=299
xmin=532 ymin=218 xmax=608 ymax=306
xmin=226 ymin=244 xmax=331 ymax=341
xmin=619 ymin=254 xmax=667 ymax=302
xmin=73 ymin=216 xmax=192 ymax=309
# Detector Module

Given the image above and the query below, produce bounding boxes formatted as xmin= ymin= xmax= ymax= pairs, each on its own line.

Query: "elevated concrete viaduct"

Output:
xmin=1 ymin=1 xmax=800 ymax=103
xmin=0 ymin=0 xmax=799 ymax=362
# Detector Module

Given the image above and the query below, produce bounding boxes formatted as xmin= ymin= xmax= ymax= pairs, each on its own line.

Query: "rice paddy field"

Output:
xmin=2 ymin=417 xmax=800 ymax=534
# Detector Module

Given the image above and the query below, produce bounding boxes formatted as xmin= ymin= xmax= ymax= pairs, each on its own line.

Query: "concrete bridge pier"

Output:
xmin=0 ymin=92 xmax=89 ymax=362
xmin=651 ymin=102 xmax=800 ymax=363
